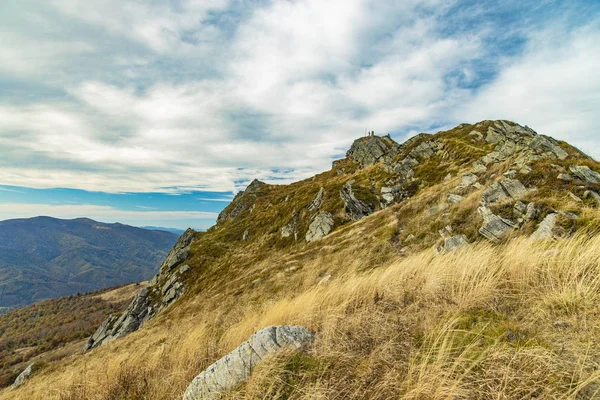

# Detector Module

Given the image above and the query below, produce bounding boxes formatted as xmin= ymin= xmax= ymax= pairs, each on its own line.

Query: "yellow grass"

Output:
xmin=4 ymin=227 xmax=600 ymax=400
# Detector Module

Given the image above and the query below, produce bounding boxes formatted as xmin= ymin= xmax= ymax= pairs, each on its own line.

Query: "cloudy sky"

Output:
xmin=0 ymin=0 xmax=598 ymax=230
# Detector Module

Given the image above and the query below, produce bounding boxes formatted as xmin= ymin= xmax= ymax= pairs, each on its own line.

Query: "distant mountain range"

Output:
xmin=140 ymin=226 xmax=186 ymax=235
xmin=0 ymin=217 xmax=179 ymax=308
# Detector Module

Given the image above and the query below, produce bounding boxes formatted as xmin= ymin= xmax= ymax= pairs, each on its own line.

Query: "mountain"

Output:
xmin=0 ymin=217 xmax=179 ymax=308
xmin=141 ymin=226 xmax=186 ymax=235
xmin=5 ymin=121 xmax=600 ymax=399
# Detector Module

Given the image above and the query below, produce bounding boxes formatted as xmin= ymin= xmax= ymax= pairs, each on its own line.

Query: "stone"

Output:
xmin=380 ymin=187 xmax=395 ymax=205
xmin=438 ymin=235 xmax=469 ymax=253
xmin=525 ymin=202 xmax=538 ymax=221
xmin=472 ymin=162 xmax=487 ymax=174
xmin=13 ymin=364 xmax=34 ymax=388
xmin=528 ymin=136 xmax=568 ymax=160
xmin=481 ymin=178 xmax=529 ymax=205
xmin=306 ymin=211 xmax=334 ymax=242
xmin=183 ymin=326 xmax=314 ymax=400
xmin=318 ymin=274 xmax=332 ymax=285
xmin=307 ymin=187 xmax=325 ymax=211
xmin=242 ymin=230 xmax=249 ymax=241
xmin=409 ymin=140 xmax=443 ymax=160
xmin=459 ymin=172 xmax=478 ymax=188
xmin=478 ymin=207 xmax=517 ymax=242
xmin=570 ymin=166 xmax=600 ymax=184
xmin=500 ymin=178 xmax=529 ymax=200
xmin=346 ymin=135 xmax=399 ymax=168
xmin=514 ymin=201 xmax=527 ymax=215
xmin=567 ymin=191 xmax=582 ymax=202
xmin=447 ymin=193 xmax=465 ymax=205
xmin=340 ymin=181 xmax=374 ymax=221
xmin=530 ymin=213 xmax=557 ymax=240
xmin=557 ymin=173 xmax=572 ymax=182
xmin=485 ymin=128 xmax=504 ymax=144
xmin=469 ymin=130 xmax=483 ymax=141
xmin=503 ymin=170 xmax=517 ymax=179
xmin=519 ymin=165 xmax=533 ymax=175
xmin=584 ymin=190 xmax=600 ymax=207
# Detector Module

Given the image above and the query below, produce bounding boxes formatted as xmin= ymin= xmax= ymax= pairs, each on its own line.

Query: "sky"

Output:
xmin=0 ymin=0 xmax=599 ymax=230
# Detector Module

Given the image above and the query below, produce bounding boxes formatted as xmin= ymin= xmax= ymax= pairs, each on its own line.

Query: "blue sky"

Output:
xmin=0 ymin=0 xmax=599 ymax=230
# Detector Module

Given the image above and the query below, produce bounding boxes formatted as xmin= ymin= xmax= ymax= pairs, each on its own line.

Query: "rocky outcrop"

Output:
xmin=478 ymin=206 xmax=517 ymax=242
xmin=217 ymin=180 xmax=267 ymax=223
xmin=13 ymin=363 xmax=33 ymax=388
xmin=306 ymin=211 xmax=334 ymax=242
xmin=340 ymin=181 xmax=375 ymax=221
xmin=346 ymin=135 xmax=399 ymax=168
xmin=183 ymin=326 xmax=314 ymax=400
xmin=307 ymin=187 xmax=325 ymax=211
xmin=409 ymin=140 xmax=443 ymax=160
xmin=570 ymin=166 xmax=600 ymax=184
xmin=380 ymin=185 xmax=407 ymax=207
xmin=531 ymin=213 xmax=558 ymax=240
xmin=83 ymin=230 xmax=196 ymax=351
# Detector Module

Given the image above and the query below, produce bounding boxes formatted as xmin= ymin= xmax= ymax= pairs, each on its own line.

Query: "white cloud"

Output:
xmin=461 ymin=25 xmax=600 ymax=160
xmin=0 ymin=0 xmax=598 ymax=198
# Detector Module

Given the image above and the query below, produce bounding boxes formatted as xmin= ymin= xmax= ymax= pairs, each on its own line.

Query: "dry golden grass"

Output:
xmin=4 ymin=226 xmax=600 ymax=400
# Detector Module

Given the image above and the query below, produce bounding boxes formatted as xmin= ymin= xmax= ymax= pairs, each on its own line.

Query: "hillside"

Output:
xmin=4 ymin=120 xmax=600 ymax=399
xmin=0 ymin=283 xmax=140 ymax=388
xmin=0 ymin=217 xmax=178 ymax=308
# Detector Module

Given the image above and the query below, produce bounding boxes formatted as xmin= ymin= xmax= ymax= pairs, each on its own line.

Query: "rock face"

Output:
xmin=531 ymin=213 xmax=558 ymax=240
xmin=83 ymin=229 xmax=196 ymax=351
xmin=13 ymin=363 xmax=33 ymax=388
xmin=217 ymin=180 xmax=267 ymax=223
xmin=306 ymin=211 xmax=334 ymax=242
xmin=570 ymin=166 xmax=600 ymax=184
xmin=340 ymin=181 xmax=374 ymax=221
xmin=346 ymin=135 xmax=399 ymax=168
xmin=307 ymin=187 xmax=325 ymax=211
xmin=183 ymin=326 xmax=314 ymax=400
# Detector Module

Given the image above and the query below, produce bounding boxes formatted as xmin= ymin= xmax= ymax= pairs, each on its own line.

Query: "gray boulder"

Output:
xmin=437 ymin=235 xmax=470 ymax=253
xmin=307 ymin=187 xmax=325 ymax=211
xmin=459 ymin=172 xmax=478 ymax=188
xmin=570 ymin=166 xmax=600 ymax=184
xmin=528 ymin=136 xmax=568 ymax=160
xmin=478 ymin=207 xmax=517 ymax=242
xmin=481 ymin=178 xmax=529 ymax=205
xmin=183 ymin=326 xmax=314 ymax=400
xmin=448 ymin=193 xmax=465 ymax=205
xmin=159 ymin=228 xmax=195 ymax=275
xmin=306 ymin=211 xmax=334 ymax=242
xmin=557 ymin=173 xmax=572 ymax=182
xmin=531 ymin=213 xmax=558 ymax=240
xmin=13 ymin=364 xmax=34 ymax=388
xmin=340 ymin=181 xmax=374 ymax=221
xmin=409 ymin=140 xmax=443 ymax=160
xmin=525 ymin=202 xmax=538 ymax=221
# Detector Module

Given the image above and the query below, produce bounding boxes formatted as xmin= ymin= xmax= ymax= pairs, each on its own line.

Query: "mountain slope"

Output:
xmin=4 ymin=120 xmax=600 ymax=399
xmin=0 ymin=217 xmax=178 ymax=308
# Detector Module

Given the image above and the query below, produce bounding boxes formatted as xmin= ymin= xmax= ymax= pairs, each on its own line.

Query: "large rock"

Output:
xmin=183 ymin=326 xmax=314 ymax=400
xmin=346 ymin=135 xmax=399 ymax=168
xmin=531 ymin=213 xmax=558 ymax=240
xmin=481 ymin=178 xmax=529 ymax=205
xmin=409 ymin=140 xmax=443 ymax=160
xmin=306 ymin=211 xmax=334 ymax=242
xmin=83 ymin=230 xmax=196 ymax=351
xmin=570 ymin=166 xmax=600 ymax=184
xmin=340 ymin=181 xmax=375 ymax=221
xmin=307 ymin=187 xmax=325 ymax=211
xmin=584 ymin=190 xmax=600 ymax=207
xmin=13 ymin=364 xmax=33 ymax=388
xmin=528 ymin=136 xmax=568 ymax=160
xmin=478 ymin=207 xmax=517 ymax=242
xmin=437 ymin=235 xmax=470 ymax=253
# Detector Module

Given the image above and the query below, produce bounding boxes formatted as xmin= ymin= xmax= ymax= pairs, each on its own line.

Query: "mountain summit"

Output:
xmin=6 ymin=120 xmax=600 ymax=399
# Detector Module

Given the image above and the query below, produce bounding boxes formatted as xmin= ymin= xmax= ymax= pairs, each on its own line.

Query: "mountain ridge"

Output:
xmin=0 ymin=216 xmax=179 ymax=308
